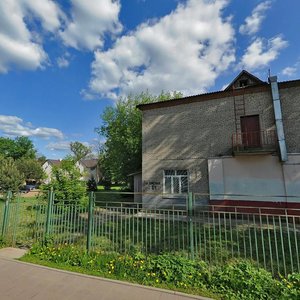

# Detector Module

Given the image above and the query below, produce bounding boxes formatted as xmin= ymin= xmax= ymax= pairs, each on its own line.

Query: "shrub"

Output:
xmin=209 ymin=260 xmax=283 ymax=299
xmin=25 ymin=243 xmax=300 ymax=300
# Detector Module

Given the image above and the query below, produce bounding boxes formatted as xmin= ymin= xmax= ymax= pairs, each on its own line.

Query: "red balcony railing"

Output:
xmin=232 ymin=130 xmax=277 ymax=153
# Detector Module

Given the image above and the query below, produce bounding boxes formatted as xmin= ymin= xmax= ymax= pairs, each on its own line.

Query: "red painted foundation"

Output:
xmin=209 ymin=199 xmax=300 ymax=216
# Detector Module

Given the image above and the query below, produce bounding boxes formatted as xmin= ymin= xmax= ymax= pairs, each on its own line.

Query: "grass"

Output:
xmin=20 ymin=243 xmax=300 ymax=300
xmin=20 ymin=253 xmax=220 ymax=300
xmin=0 ymin=194 xmax=47 ymax=248
xmin=94 ymin=190 xmax=134 ymax=205
xmin=97 ymin=185 xmax=124 ymax=191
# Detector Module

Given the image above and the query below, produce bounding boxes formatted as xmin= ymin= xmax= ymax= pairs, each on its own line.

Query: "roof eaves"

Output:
xmin=137 ymin=82 xmax=269 ymax=111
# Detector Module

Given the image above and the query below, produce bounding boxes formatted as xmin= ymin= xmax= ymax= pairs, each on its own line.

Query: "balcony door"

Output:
xmin=240 ymin=115 xmax=261 ymax=148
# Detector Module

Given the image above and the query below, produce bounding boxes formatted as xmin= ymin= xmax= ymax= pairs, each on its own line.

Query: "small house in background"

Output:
xmin=76 ymin=159 xmax=101 ymax=182
xmin=42 ymin=159 xmax=62 ymax=184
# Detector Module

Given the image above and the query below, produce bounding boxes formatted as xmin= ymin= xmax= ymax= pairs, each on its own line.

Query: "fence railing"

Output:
xmin=232 ymin=130 xmax=277 ymax=153
xmin=1 ymin=190 xmax=300 ymax=277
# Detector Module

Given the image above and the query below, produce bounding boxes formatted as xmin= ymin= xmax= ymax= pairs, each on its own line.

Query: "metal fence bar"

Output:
xmin=1 ymin=191 xmax=12 ymax=237
xmin=86 ymin=192 xmax=94 ymax=252
xmin=1 ymin=190 xmax=300 ymax=277
xmin=45 ymin=189 xmax=53 ymax=237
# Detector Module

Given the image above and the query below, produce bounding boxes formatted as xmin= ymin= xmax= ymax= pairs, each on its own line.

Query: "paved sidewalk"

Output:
xmin=0 ymin=248 xmax=212 ymax=300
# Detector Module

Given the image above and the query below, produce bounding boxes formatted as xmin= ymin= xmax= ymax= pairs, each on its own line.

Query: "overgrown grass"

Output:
xmin=20 ymin=243 xmax=300 ymax=300
xmin=0 ymin=194 xmax=47 ymax=248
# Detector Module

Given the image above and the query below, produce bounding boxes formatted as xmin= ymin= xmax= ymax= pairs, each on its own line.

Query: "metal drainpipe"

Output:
xmin=269 ymin=76 xmax=288 ymax=162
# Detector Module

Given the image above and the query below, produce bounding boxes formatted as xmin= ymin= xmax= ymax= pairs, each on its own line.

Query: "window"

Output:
xmin=163 ymin=170 xmax=188 ymax=194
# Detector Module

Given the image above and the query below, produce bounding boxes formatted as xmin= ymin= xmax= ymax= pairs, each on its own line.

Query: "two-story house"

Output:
xmin=137 ymin=70 xmax=300 ymax=208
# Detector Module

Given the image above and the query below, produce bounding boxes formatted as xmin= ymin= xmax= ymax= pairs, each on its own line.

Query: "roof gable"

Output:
xmin=79 ymin=159 xmax=98 ymax=169
xmin=224 ymin=70 xmax=265 ymax=90
xmin=46 ymin=159 xmax=61 ymax=166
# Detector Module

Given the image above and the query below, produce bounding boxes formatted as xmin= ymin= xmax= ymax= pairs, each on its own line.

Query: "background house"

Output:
xmin=42 ymin=158 xmax=101 ymax=184
xmin=138 ymin=70 xmax=300 ymax=208
xmin=42 ymin=159 xmax=62 ymax=184
xmin=76 ymin=159 xmax=101 ymax=182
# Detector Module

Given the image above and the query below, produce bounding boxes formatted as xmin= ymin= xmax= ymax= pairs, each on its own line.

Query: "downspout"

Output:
xmin=269 ymin=76 xmax=288 ymax=162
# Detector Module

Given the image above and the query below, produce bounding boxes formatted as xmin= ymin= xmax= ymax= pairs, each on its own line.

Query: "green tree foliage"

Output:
xmin=42 ymin=157 xmax=87 ymax=204
xmin=97 ymin=91 xmax=182 ymax=184
xmin=70 ymin=141 xmax=92 ymax=162
xmin=36 ymin=155 xmax=47 ymax=164
xmin=87 ymin=177 xmax=97 ymax=192
xmin=16 ymin=158 xmax=45 ymax=183
xmin=0 ymin=156 xmax=24 ymax=192
xmin=0 ymin=136 xmax=36 ymax=159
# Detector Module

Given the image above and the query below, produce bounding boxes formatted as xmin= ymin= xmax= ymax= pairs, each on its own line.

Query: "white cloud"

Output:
xmin=46 ymin=141 xmax=71 ymax=151
xmin=0 ymin=0 xmax=121 ymax=72
xmin=0 ymin=115 xmax=64 ymax=139
xmin=239 ymin=1 xmax=272 ymax=36
xmin=87 ymin=0 xmax=235 ymax=99
xmin=282 ymin=66 xmax=297 ymax=77
xmin=0 ymin=0 xmax=63 ymax=73
xmin=57 ymin=56 xmax=70 ymax=68
xmin=59 ymin=0 xmax=122 ymax=50
xmin=239 ymin=36 xmax=288 ymax=70
xmin=46 ymin=140 xmax=92 ymax=152
xmin=281 ymin=60 xmax=300 ymax=77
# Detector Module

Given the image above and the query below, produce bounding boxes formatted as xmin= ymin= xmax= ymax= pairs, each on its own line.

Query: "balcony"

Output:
xmin=232 ymin=130 xmax=277 ymax=155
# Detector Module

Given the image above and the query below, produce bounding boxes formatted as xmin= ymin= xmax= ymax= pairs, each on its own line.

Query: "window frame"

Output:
xmin=163 ymin=170 xmax=189 ymax=194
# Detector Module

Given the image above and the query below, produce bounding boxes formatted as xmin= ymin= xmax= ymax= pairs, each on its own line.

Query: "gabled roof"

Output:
xmin=224 ymin=70 xmax=265 ymax=91
xmin=79 ymin=159 xmax=98 ymax=169
xmin=45 ymin=159 xmax=61 ymax=166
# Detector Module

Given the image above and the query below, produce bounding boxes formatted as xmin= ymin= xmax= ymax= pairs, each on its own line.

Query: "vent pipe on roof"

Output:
xmin=269 ymin=76 xmax=288 ymax=162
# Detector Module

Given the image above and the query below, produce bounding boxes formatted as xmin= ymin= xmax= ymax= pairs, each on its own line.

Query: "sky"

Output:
xmin=0 ymin=0 xmax=299 ymax=159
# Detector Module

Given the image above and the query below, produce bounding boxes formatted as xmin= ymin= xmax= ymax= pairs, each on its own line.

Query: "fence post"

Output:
xmin=188 ymin=192 xmax=195 ymax=260
xmin=45 ymin=188 xmax=54 ymax=239
xmin=87 ymin=191 xmax=94 ymax=253
xmin=1 ymin=191 xmax=12 ymax=238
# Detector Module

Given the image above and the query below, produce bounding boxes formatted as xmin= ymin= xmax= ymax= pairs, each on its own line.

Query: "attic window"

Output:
xmin=239 ymin=79 xmax=249 ymax=87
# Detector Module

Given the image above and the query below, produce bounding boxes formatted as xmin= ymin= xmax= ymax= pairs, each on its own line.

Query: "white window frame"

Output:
xmin=163 ymin=170 xmax=189 ymax=194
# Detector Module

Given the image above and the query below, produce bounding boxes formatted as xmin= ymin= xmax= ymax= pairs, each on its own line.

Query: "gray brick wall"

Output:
xmin=142 ymin=84 xmax=298 ymax=196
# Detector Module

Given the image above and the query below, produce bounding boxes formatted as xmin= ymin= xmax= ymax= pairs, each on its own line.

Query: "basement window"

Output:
xmin=163 ymin=170 xmax=188 ymax=194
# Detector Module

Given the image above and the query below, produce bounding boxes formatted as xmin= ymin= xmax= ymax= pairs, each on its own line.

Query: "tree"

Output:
xmin=70 ymin=141 xmax=92 ymax=162
xmin=96 ymin=91 xmax=182 ymax=184
xmin=41 ymin=157 xmax=87 ymax=204
xmin=0 ymin=136 xmax=36 ymax=159
xmin=36 ymin=154 xmax=47 ymax=164
xmin=0 ymin=156 xmax=24 ymax=192
xmin=87 ymin=177 xmax=97 ymax=192
xmin=16 ymin=158 xmax=45 ymax=184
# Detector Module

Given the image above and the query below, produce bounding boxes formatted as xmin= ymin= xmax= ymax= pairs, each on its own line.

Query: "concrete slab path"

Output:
xmin=0 ymin=248 xmax=213 ymax=300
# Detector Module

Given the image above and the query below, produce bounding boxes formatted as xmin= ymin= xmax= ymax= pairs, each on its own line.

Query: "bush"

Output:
xmin=40 ymin=157 xmax=87 ymax=205
xmin=209 ymin=260 xmax=283 ymax=299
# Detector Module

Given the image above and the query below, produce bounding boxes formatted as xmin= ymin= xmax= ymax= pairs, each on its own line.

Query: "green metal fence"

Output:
xmin=0 ymin=190 xmax=300 ymax=277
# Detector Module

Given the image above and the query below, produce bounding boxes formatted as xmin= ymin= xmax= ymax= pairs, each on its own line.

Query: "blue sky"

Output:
xmin=0 ymin=0 xmax=299 ymax=158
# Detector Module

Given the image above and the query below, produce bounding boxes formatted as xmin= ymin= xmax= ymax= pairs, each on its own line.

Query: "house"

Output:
xmin=42 ymin=159 xmax=62 ymax=184
xmin=137 ymin=70 xmax=300 ymax=208
xmin=76 ymin=159 xmax=101 ymax=182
